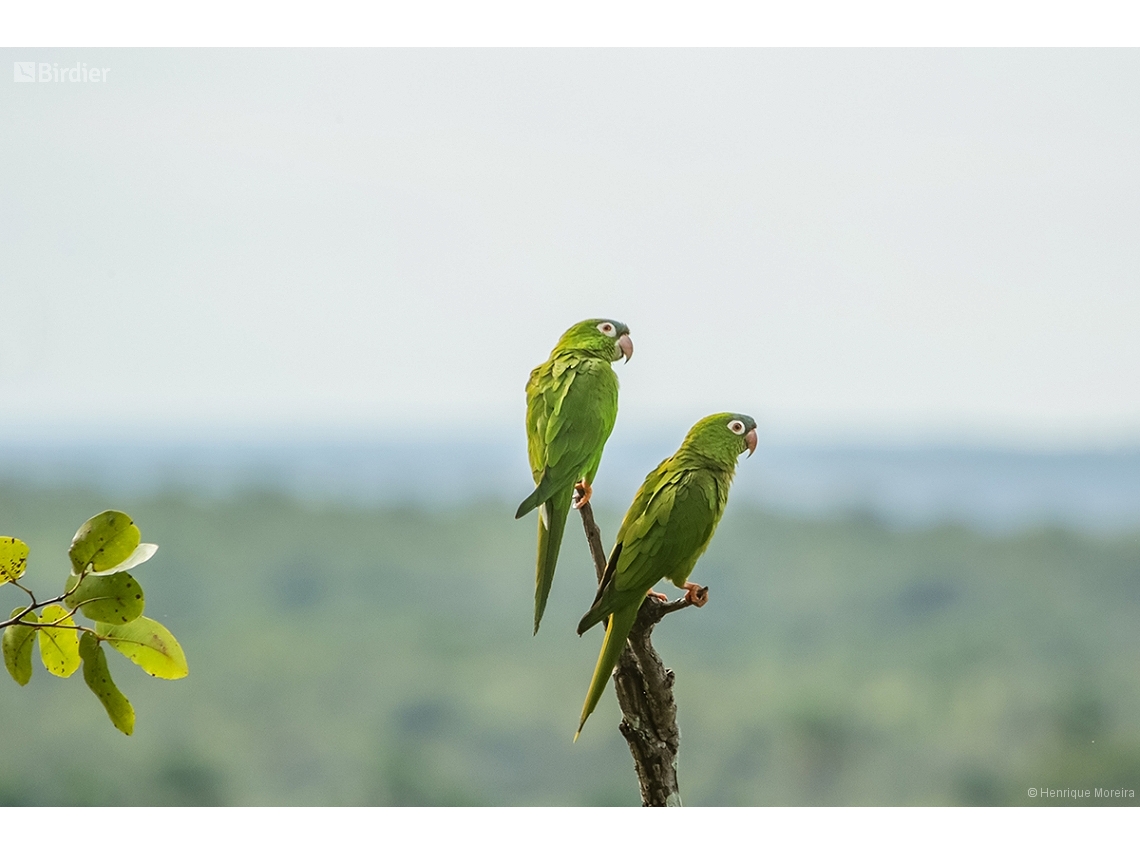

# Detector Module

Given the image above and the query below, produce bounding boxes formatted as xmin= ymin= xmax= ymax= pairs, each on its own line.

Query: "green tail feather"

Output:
xmin=576 ymin=595 xmax=609 ymax=636
xmin=515 ymin=487 xmax=542 ymax=519
xmin=515 ymin=471 xmax=559 ymax=520
xmin=575 ymin=602 xmax=638 ymax=741
xmin=533 ymin=492 xmax=572 ymax=635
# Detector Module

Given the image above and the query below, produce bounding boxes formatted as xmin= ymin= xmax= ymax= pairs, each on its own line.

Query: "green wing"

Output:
xmin=518 ymin=354 xmax=619 ymax=634
xmin=574 ymin=465 xmax=726 ymax=736
xmin=577 ymin=465 xmax=723 ymax=634
xmin=517 ymin=355 xmax=618 ymax=517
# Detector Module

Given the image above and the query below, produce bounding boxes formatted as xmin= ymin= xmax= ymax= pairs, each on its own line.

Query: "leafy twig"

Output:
xmin=0 ymin=567 xmax=89 ymax=631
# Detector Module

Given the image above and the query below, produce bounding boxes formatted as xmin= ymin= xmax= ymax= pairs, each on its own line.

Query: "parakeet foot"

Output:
xmin=683 ymin=582 xmax=709 ymax=607
xmin=572 ymin=480 xmax=593 ymax=508
xmin=646 ymin=590 xmax=669 ymax=602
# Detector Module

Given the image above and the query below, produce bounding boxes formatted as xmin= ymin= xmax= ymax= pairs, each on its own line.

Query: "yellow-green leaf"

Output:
xmin=0 ymin=536 xmax=29 ymax=585
xmin=38 ymin=604 xmax=81 ymax=678
xmin=79 ymin=633 xmax=135 ymax=735
xmin=96 ymin=616 xmax=188 ymax=680
xmin=64 ymin=571 xmax=145 ymax=624
xmin=68 ymin=511 xmax=140 ymax=575
xmin=3 ymin=608 xmax=38 ymax=685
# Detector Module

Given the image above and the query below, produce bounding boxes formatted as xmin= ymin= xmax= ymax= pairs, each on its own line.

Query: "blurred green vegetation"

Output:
xmin=1 ymin=482 xmax=1137 ymax=805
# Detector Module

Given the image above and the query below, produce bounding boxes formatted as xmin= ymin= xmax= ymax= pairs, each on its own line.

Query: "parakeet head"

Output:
xmin=553 ymin=319 xmax=634 ymax=363
xmin=680 ymin=412 xmax=759 ymax=465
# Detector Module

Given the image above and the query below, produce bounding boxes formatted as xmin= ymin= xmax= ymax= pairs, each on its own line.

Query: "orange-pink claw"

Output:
xmin=683 ymin=582 xmax=709 ymax=607
xmin=572 ymin=480 xmax=593 ymax=509
xmin=647 ymin=590 xmax=669 ymax=602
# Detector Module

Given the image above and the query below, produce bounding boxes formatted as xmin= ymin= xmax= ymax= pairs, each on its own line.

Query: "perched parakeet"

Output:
xmin=574 ymin=412 xmax=758 ymax=739
xmin=516 ymin=319 xmax=634 ymax=635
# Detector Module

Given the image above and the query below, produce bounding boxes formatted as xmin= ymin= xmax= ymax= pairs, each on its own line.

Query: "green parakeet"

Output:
xmin=516 ymin=318 xmax=634 ymax=635
xmin=574 ymin=412 xmax=758 ymax=739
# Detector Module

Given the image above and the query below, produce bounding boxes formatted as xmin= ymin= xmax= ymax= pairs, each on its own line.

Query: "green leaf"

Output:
xmin=79 ymin=633 xmax=135 ymax=735
xmin=64 ymin=571 xmax=145 ymax=624
xmin=69 ymin=511 xmax=141 ymax=575
xmin=0 ymin=536 xmax=29 ymax=585
xmin=38 ymin=604 xmax=81 ymax=678
xmin=3 ymin=608 xmax=38 ymax=686
xmin=97 ymin=616 xmax=188 ymax=680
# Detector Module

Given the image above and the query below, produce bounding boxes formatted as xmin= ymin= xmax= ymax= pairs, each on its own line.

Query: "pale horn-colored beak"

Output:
xmin=744 ymin=428 xmax=758 ymax=457
xmin=617 ymin=333 xmax=634 ymax=363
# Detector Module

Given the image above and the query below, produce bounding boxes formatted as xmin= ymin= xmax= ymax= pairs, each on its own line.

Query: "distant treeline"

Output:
xmin=1 ymin=483 xmax=1137 ymax=805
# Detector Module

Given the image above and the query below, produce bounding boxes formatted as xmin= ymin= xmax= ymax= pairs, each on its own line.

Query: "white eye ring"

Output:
xmin=727 ymin=419 xmax=746 ymax=435
xmin=597 ymin=322 xmax=617 ymax=337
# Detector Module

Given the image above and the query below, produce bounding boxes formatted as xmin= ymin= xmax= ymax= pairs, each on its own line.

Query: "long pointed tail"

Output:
xmin=574 ymin=602 xmax=638 ymax=741
xmin=533 ymin=491 xmax=572 ymax=635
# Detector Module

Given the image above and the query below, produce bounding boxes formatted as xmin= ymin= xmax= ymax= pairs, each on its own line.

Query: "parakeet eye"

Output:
xmin=727 ymin=419 xmax=746 ymax=435
xmin=597 ymin=322 xmax=617 ymax=337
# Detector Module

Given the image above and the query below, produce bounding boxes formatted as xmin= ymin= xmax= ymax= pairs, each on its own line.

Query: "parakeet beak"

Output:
xmin=744 ymin=428 xmax=757 ymax=457
xmin=617 ymin=333 xmax=634 ymax=363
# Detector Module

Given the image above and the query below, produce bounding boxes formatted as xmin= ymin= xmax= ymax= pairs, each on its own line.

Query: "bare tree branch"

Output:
xmin=576 ymin=494 xmax=697 ymax=807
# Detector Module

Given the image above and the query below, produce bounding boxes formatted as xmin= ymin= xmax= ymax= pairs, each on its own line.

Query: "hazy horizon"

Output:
xmin=3 ymin=433 xmax=1138 ymax=533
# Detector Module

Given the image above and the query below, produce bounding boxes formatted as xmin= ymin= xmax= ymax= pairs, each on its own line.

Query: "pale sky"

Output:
xmin=2 ymin=49 xmax=1138 ymax=447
